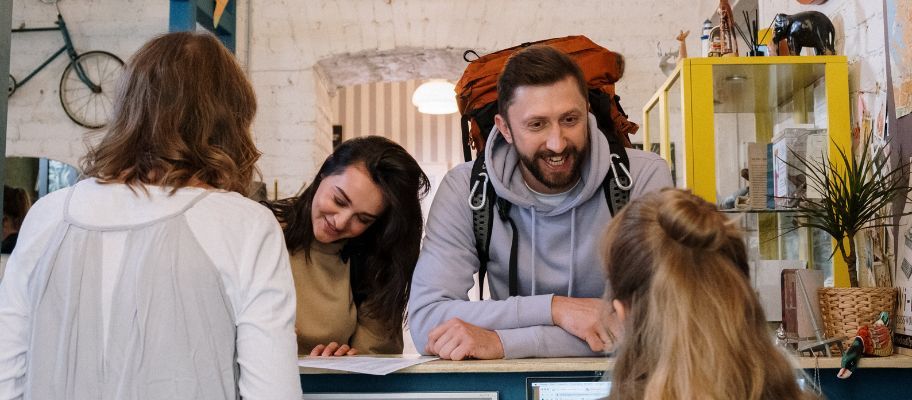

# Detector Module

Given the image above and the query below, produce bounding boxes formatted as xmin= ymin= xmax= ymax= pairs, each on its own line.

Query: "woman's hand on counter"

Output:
xmin=310 ymin=342 xmax=359 ymax=357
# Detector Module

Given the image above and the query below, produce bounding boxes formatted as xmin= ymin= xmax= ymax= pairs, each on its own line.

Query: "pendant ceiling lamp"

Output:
xmin=411 ymin=80 xmax=458 ymax=115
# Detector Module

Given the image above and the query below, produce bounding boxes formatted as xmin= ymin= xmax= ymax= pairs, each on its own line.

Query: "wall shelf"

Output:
xmin=642 ymin=55 xmax=852 ymax=286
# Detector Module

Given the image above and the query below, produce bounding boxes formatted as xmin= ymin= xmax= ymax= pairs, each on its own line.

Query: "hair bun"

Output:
xmin=656 ymin=195 xmax=727 ymax=250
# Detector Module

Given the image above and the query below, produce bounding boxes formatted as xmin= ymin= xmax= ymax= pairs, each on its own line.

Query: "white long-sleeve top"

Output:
xmin=0 ymin=179 xmax=302 ymax=399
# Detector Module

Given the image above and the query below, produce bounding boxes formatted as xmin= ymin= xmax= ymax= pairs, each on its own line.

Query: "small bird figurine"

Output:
xmin=838 ymin=312 xmax=893 ymax=379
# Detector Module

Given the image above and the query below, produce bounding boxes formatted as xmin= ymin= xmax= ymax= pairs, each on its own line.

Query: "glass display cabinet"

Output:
xmin=642 ymin=56 xmax=852 ymax=287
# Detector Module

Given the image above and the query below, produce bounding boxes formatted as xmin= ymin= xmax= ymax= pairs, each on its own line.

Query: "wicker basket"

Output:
xmin=817 ymin=287 xmax=897 ymax=350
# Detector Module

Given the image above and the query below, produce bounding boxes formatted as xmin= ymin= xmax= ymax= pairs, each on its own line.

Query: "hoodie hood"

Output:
xmin=484 ymin=113 xmax=612 ymax=216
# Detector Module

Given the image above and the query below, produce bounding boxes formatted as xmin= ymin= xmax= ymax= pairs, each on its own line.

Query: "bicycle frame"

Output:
xmin=11 ymin=13 xmax=99 ymax=92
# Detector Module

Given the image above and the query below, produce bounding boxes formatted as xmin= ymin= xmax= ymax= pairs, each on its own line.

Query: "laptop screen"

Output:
xmin=526 ymin=375 xmax=611 ymax=400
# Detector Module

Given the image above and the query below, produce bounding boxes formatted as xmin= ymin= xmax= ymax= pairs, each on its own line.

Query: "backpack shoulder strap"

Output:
xmin=469 ymin=154 xmax=520 ymax=299
xmin=470 ymin=155 xmax=495 ymax=298
xmin=495 ymin=197 xmax=518 ymax=297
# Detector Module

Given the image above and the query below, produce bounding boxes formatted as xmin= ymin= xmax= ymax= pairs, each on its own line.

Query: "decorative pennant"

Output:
xmin=214 ymin=0 xmax=230 ymax=28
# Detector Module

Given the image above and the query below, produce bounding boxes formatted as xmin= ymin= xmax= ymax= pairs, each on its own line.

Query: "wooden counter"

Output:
xmin=299 ymin=355 xmax=912 ymax=400
xmin=299 ymin=354 xmax=912 ymax=374
xmin=299 ymin=357 xmax=610 ymax=375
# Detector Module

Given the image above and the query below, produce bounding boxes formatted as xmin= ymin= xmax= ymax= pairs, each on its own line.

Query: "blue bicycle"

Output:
xmin=9 ymin=3 xmax=123 ymax=128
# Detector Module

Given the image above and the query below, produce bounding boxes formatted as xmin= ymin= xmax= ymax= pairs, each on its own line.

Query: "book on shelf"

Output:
xmin=781 ymin=268 xmax=825 ymax=341
xmin=751 ymin=260 xmax=805 ymax=321
xmin=747 ymin=142 xmax=767 ymax=209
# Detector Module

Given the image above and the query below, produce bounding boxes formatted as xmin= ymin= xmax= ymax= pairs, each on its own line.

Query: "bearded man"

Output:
xmin=409 ymin=45 xmax=672 ymax=360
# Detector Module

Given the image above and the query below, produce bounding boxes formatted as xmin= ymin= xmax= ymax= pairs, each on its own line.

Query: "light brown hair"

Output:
xmin=602 ymin=189 xmax=818 ymax=400
xmin=82 ymin=32 xmax=259 ymax=195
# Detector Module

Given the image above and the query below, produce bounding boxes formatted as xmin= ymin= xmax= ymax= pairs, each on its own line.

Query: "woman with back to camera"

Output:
xmin=0 ymin=32 xmax=301 ymax=399
xmin=601 ymin=188 xmax=818 ymax=400
xmin=269 ymin=135 xmax=429 ymax=356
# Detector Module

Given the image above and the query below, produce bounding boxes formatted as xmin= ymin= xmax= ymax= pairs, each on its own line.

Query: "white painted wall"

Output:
xmin=7 ymin=0 xmax=169 ymax=167
xmin=242 ymin=0 xmax=724 ymax=198
xmin=7 ymin=0 xmax=886 ymax=201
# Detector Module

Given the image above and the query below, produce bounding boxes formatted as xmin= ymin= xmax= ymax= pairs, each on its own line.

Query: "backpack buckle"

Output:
xmin=468 ymin=172 xmax=489 ymax=210
xmin=609 ymin=153 xmax=633 ymax=190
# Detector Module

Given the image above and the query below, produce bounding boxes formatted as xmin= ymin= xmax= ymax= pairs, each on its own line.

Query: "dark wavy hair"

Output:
xmin=269 ymin=136 xmax=430 ymax=331
xmin=3 ymin=185 xmax=32 ymax=230
xmin=82 ymin=32 xmax=259 ymax=195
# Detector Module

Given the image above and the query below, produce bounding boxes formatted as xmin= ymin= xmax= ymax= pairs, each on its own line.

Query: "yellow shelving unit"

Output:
xmin=643 ymin=56 xmax=852 ymax=287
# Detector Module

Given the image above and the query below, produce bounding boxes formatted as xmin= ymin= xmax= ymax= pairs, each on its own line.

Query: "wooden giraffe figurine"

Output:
xmin=676 ymin=30 xmax=690 ymax=59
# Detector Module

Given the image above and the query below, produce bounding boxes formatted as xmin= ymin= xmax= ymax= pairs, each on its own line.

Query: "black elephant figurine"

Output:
xmin=773 ymin=11 xmax=836 ymax=56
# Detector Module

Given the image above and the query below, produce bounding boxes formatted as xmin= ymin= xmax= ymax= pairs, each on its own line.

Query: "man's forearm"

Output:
xmin=409 ymin=286 xmax=555 ymax=353
xmin=495 ymin=325 xmax=603 ymax=359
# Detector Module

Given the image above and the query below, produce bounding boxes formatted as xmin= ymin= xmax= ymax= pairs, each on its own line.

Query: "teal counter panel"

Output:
xmin=300 ymin=371 xmax=596 ymax=400
xmin=299 ymin=368 xmax=912 ymax=400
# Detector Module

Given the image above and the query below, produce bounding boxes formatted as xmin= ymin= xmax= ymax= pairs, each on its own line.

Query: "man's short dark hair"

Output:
xmin=496 ymin=45 xmax=588 ymax=121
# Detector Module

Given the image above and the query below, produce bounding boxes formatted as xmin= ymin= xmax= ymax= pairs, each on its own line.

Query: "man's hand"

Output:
xmin=309 ymin=342 xmax=358 ymax=357
xmin=551 ymin=296 xmax=619 ymax=353
xmin=425 ymin=318 xmax=505 ymax=360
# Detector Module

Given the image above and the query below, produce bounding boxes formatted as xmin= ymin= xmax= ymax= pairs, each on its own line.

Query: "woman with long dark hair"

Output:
xmin=270 ymin=136 xmax=429 ymax=356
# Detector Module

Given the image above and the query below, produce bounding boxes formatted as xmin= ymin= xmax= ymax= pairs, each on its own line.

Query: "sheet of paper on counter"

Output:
xmin=297 ymin=355 xmax=439 ymax=375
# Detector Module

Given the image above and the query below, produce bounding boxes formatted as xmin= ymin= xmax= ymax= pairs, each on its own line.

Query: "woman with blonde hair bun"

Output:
xmin=602 ymin=188 xmax=818 ymax=400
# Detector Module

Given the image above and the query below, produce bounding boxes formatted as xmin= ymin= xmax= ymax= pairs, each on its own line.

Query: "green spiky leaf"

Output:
xmin=780 ymin=141 xmax=912 ymax=287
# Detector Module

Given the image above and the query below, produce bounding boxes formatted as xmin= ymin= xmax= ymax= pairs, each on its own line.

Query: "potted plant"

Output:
xmin=785 ymin=141 xmax=910 ymax=348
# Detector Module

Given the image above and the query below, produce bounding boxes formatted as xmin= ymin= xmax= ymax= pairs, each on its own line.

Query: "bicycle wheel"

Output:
xmin=59 ymin=50 xmax=124 ymax=129
xmin=8 ymin=74 xmax=15 ymax=97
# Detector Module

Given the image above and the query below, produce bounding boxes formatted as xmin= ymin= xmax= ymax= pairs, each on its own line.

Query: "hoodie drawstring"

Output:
xmin=530 ymin=207 xmax=537 ymax=296
xmin=569 ymin=208 xmax=576 ymax=297
xmin=529 ymin=204 xmax=579 ymax=297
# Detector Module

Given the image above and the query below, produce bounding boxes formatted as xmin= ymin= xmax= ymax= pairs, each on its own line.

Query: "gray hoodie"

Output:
xmin=408 ymin=113 xmax=673 ymax=358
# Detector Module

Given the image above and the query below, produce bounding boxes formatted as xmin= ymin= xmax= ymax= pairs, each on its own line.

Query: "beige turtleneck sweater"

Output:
xmin=290 ymin=240 xmax=403 ymax=355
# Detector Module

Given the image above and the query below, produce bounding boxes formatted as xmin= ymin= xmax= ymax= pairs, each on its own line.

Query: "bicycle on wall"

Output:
xmin=8 ymin=0 xmax=124 ymax=129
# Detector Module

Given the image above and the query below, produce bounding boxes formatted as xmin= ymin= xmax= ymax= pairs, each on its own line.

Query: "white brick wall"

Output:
xmin=7 ymin=0 xmax=168 ymax=167
xmin=245 ymin=0 xmax=726 ymax=198
xmin=8 ymin=0 xmax=888 ymax=200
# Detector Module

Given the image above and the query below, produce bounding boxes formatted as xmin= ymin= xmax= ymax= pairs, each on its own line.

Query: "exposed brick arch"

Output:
xmin=315 ymin=48 xmax=471 ymax=91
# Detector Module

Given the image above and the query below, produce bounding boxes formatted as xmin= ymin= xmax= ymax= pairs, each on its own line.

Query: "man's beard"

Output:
xmin=518 ymin=143 xmax=587 ymax=192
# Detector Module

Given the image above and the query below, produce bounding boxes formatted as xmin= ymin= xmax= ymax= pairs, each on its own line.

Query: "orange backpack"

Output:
xmin=455 ymin=35 xmax=637 ymax=161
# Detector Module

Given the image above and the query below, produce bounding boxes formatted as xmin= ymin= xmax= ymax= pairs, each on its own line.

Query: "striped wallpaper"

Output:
xmin=332 ymin=79 xmax=467 ymax=167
